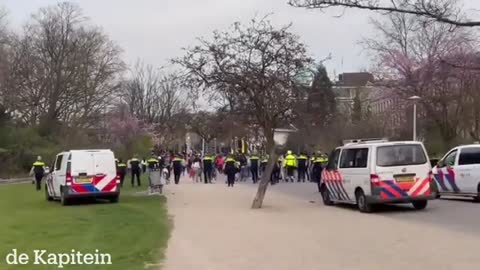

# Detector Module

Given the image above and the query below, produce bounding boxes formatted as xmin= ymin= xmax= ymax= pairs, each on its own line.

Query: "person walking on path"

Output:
xmin=172 ymin=154 xmax=184 ymax=185
xmin=312 ymin=154 xmax=324 ymax=192
xmin=283 ymin=150 xmax=297 ymax=183
xmin=203 ymin=154 xmax=214 ymax=184
xmin=30 ymin=156 xmax=45 ymax=191
xmin=297 ymin=153 xmax=308 ymax=182
xmin=223 ymin=155 xmax=238 ymax=187
xmin=250 ymin=154 xmax=260 ymax=183
xmin=191 ymin=155 xmax=202 ymax=183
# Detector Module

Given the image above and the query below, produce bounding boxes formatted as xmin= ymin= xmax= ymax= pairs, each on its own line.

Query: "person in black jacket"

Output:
xmin=30 ymin=156 xmax=45 ymax=191
xmin=116 ymin=158 xmax=127 ymax=187
xmin=250 ymin=154 xmax=260 ymax=183
xmin=223 ymin=156 xmax=238 ymax=187
xmin=130 ymin=156 xmax=141 ymax=187
xmin=172 ymin=154 xmax=184 ymax=185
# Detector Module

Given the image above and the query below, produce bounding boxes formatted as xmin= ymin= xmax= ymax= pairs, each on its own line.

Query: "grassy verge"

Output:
xmin=0 ymin=176 xmax=170 ymax=270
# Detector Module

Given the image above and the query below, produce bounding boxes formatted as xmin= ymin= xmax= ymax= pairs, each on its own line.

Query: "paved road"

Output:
xmin=165 ymin=180 xmax=480 ymax=270
xmin=237 ymin=181 xmax=480 ymax=237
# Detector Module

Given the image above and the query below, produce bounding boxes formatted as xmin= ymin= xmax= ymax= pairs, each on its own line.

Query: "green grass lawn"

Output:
xmin=0 ymin=176 xmax=171 ymax=270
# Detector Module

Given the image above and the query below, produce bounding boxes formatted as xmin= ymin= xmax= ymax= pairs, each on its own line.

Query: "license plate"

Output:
xmin=396 ymin=176 xmax=414 ymax=183
xmin=77 ymin=177 xmax=92 ymax=183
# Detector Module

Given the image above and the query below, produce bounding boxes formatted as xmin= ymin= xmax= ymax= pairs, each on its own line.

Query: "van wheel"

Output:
xmin=356 ymin=189 xmax=372 ymax=213
xmin=45 ymin=184 xmax=53 ymax=201
xmin=60 ymin=187 xmax=70 ymax=206
xmin=474 ymin=184 xmax=480 ymax=203
xmin=320 ymin=185 xmax=334 ymax=206
xmin=109 ymin=196 xmax=119 ymax=203
xmin=412 ymin=200 xmax=428 ymax=210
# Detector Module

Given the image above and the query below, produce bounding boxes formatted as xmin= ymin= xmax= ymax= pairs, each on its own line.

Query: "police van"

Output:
xmin=320 ymin=138 xmax=435 ymax=213
xmin=45 ymin=149 xmax=120 ymax=205
xmin=432 ymin=144 xmax=480 ymax=202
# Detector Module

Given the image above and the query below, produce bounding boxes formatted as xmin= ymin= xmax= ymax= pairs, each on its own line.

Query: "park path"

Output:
xmin=162 ymin=180 xmax=480 ymax=270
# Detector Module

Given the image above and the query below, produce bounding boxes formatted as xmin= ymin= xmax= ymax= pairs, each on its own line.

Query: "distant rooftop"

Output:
xmin=336 ymin=72 xmax=374 ymax=87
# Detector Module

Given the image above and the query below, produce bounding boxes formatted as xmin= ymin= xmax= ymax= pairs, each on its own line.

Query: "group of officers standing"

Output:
xmin=115 ymin=153 xmax=187 ymax=187
xmin=222 ymin=150 xmax=329 ymax=188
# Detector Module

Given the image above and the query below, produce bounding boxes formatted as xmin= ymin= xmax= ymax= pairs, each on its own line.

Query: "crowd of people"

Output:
xmin=29 ymin=150 xmax=330 ymax=191
xmin=114 ymin=150 xmax=330 ymax=188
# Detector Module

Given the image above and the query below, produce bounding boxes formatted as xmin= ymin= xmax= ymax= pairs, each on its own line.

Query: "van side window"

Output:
xmin=326 ymin=149 xmax=341 ymax=170
xmin=55 ymin=155 xmax=63 ymax=171
xmin=441 ymin=150 xmax=457 ymax=167
xmin=340 ymin=148 xmax=368 ymax=168
xmin=458 ymin=148 xmax=480 ymax=165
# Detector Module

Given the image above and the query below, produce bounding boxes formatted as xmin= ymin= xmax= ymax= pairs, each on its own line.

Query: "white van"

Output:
xmin=320 ymin=139 xmax=435 ymax=212
xmin=45 ymin=149 xmax=120 ymax=205
xmin=432 ymin=144 xmax=480 ymax=202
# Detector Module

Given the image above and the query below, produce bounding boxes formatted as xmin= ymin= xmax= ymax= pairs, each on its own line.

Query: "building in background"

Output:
xmin=333 ymin=72 xmax=375 ymax=118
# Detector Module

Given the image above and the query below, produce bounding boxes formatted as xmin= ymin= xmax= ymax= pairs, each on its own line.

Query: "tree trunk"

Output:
xmin=251 ymin=128 xmax=276 ymax=209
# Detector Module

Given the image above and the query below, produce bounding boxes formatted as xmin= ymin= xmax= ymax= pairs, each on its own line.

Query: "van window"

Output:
xmin=55 ymin=155 xmax=63 ymax=171
xmin=340 ymin=148 xmax=368 ymax=168
xmin=440 ymin=150 xmax=458 ymax=167
xmin=326 ymin=149 xmax=341 ymax=170
xmin=458 ymin=148 xmax=480 ymax=165
xmin=377 ymin=144 xmax=427 ymax=167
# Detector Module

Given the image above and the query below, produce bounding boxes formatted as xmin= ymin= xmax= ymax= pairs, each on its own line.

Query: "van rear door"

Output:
xmin=375 ymin=143 xmax=430 ymax=196
xmin=92 ymin=151 xmax=117 ymax=192
xmin=70 ymin=151 xmax=96 ymax=185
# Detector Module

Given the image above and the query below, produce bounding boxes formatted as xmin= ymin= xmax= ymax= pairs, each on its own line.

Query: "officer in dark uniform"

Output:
xmin=30 ymin=156 xmax=45 ymax=191
xmin=297 ymin=153 xmax=308 ymax=182
xmin=172 ymin=154 xmax=184 ymax=185
xmin=250 ymin=154 xmax=260 ymax=183
xmin=312 ymin=155 xmax=324 ymax=192
xmin=130 ymin=156 xmax=141 ymax=187
xmin=116 ymin=158 xmax=127 ymax=187
xmin=147 ymin=155 xmax=159 ymax=170
xmin=202 ymin=154 xmax=214 ymax=184
xmin=224 ymin=155 xmax=238 ymax=187
xmin=260 ymin=156 xmax=268 ymax=177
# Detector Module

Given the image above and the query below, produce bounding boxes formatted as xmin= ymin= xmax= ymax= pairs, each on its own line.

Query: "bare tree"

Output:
xmin=122 ymin=61 xmax=190 ymax=148
xmin=0 ymin=7 xmax=10 ymax=114
xmin=4 ymin=2 xmax=124 ymax=131
xmin=364 ymin=12 xmax=477 ymax=147
xmin=175 ymin=16 xmax=312 ymax=208
xmin=289 ymin=0 xmax=480 ymax=27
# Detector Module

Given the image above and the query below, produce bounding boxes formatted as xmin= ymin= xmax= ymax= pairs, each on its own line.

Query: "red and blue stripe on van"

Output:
xmin=374 ymin=176 xmax=432 ymax=199
xmin=321 ymin=170 xmax=351 ymax=201
xmin=433 ymin=167 xmax=460 ymax=192
xmin=70 ymin=174 xmax=118 ymax=193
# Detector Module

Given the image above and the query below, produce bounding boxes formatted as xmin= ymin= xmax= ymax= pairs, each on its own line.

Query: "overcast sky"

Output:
xmin=2 ymin=0 xmax=480 ymax=79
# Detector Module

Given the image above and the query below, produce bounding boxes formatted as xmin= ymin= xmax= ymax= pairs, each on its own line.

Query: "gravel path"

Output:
xmin=162 ymin=180 xmax=479 ymax=270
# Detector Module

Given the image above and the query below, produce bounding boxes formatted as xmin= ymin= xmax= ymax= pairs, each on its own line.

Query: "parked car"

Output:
xmin=432 ymin=144 xmax=480 ymax=202
xmin=45 ymin=149 xmax=120 ymax=205
xmin=320 ymin=138 xmax=436 ymax=213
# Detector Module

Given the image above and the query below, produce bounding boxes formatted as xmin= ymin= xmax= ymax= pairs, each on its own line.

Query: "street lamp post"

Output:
xmin=408 ymin=96 xmax=421 ymax=141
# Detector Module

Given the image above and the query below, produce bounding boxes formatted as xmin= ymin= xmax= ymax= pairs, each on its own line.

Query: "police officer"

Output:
xmin=224 ymin=155 xmax=238 ymax=187
xmin=130 ymin=156 xmax=142 ymax=187
xmin=297 ymin=152 xmax=308 ymax=182
xmin=147 ymin=155 xmax=159 ymax=170
xmin=260 ymin=156 xmax=268 ymax=177
xmin=283 ymin=150 xmax=297 ymax=183
xmin=141 ymin=158 xmax=147 ymax=173
xmin=30 ymin=156 xmax=45 ymax=191
xmin=312 ymin=154 xmax=324 ymax=192
xmin=172 ymin=154 xmax=184 ymax=185
xmin=116 ymin=158 xmax=127 ymax=187
xmin=250 ymin=154 xmax=260 ymax=184
xmin=271 ymin=158 xmax=281 ymax=185
xmin=203 ymin=154 xmax=214 ymax=184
